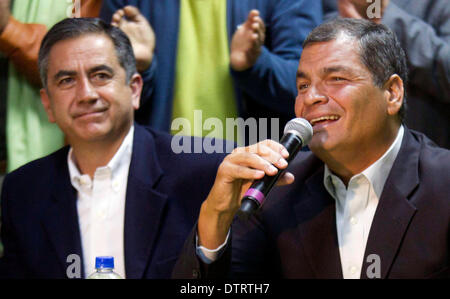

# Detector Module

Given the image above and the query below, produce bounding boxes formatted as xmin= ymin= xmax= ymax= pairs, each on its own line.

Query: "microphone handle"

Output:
xmin=238 ymin=133 xmax=304 ymax=219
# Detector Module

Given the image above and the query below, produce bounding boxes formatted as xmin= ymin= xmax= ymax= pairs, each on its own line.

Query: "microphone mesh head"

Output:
xmin=283 ymin=118 xmax=313 ymax=145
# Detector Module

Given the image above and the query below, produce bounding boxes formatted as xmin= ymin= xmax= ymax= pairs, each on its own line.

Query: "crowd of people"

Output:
xmin=0 ymin=0 xmax=448 ymax=279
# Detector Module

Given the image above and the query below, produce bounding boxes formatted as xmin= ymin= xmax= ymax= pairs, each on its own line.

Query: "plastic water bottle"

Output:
xmin=87 ymin=256 xmax=123 ymax=279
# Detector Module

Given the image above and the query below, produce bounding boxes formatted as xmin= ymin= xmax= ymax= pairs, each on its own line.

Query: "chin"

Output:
xmin=77 ymin=125 xmax=111 ymax=142
xmin=309 ymin=134 xmax=339 ymax=154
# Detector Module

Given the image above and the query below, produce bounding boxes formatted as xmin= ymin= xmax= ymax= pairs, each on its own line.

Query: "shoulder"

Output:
xmin=420 ymin=0 xmax=450 ymax=21
xmin=406 ymin=131 xmax=450 ymax=212
xmin=4 ymin=146 xmax=69 ymax=188
xmin=136 ymin=125 xmax=229 ymax=170
xmin=412 ymin=130 xmax=450 ymax=176
xmin=1 ymin=146 xmax=69 ymax=212
xmin=390 ymin=0 xmax=449 ymax=26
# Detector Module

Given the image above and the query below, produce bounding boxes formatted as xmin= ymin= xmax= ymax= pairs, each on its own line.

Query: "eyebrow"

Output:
xmin=89 ymin=65 xmax=115 ymax=76
xmin=322 ymin=66 xmax=355 ymax=76
xmin=296 ymin=70 xmax=308 ymax=80
xmin=296 ymin=65 xmax=356 ymax=80
xmin=52 ymin=64 xmax=115 ymax=82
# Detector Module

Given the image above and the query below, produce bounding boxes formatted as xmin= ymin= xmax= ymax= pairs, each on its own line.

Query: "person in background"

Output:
xmin=0 ymin=51 xmax=5 ymax=256
xmin=322 ymin=0 xmax=450 ymax=149
xmin=0 ymin=18 xmax=227 ymax=279
xmin=101 ymin=0 xmax=322 ymax=144
xmin=173 ymin=18 xmax=449 ymax=279
xmin=0 ymin=0 xmax=102 ymax=175
xmin=0 ymin=0 xmax=101 ymax=259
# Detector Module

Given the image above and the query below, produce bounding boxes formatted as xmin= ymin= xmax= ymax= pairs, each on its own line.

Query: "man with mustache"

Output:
xmin=173 ymin=18 xmax=449 ymax=279
xmin=0 ymin=18 xmax=227 ymax=279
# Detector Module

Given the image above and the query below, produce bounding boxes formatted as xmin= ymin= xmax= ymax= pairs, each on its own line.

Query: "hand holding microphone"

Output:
xmin=238 ymin=118 xmax=313 ymax=219
xmin=197 ymin=118 xmax=313 ymax=250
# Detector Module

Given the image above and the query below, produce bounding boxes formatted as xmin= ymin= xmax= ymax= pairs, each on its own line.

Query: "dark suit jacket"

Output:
xmin=174 ymin=128 xmax=450 ymax=279
xmin=0 ymin=125 xmax=227 ymax=278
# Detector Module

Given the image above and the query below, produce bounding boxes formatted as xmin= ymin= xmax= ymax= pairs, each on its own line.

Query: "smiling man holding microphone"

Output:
xmin=173 ymin=18 xmax=450 ymax=279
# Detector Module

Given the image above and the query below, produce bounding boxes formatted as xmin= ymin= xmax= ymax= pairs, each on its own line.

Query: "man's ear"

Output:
xmin=383 ymin=74 xmax=404 ymax=117
xmin=129 ymin=73 xmax=143 ymax=110
xmin=40 ymin=88 xmax=56 ymax=123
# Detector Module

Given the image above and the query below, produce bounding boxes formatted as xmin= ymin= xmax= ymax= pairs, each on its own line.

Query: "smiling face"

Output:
xmin=295 ymin=34 xmax=402 ymax=169
xmin=40 ymin=33 xmax=142 ymax=146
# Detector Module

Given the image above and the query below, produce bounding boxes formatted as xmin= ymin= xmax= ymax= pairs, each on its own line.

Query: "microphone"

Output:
xmin=237 ymin=118 xmax=313 ymax=220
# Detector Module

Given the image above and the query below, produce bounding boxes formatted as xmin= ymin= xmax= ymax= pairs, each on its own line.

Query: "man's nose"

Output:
xmin=76 ymin=77 xmax=98 ymax=103
xmin=302 ymin=84 xmax=328 ymax=107
xmin=295 ymin=83 xmax=328 ymax=117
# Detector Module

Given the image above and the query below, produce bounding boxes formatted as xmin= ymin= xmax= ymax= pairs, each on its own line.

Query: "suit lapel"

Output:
xmin=41 ymin=149 xmax=84 ymax=278
xmin=361 ymin=128 xmax=419 ymax=278
xmin=294 ymin=166 xmax=343 ymax=278
xmin=124 ymin=125 xmax=168 ymax=279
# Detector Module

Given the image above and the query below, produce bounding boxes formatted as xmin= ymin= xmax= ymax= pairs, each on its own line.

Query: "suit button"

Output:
xmin=192 ymin=269 xmax=199 ymax=278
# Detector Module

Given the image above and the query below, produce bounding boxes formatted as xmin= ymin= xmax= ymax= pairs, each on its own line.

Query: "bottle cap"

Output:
xmin=95 ymin=256 xmax=114 ymax=269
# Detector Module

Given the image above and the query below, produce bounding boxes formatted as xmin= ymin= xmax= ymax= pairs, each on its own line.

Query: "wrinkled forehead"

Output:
xmin=298 ymin=35 xmax=368 ymax=77
xmin=303 ymin=33 xmax=360 ymax=62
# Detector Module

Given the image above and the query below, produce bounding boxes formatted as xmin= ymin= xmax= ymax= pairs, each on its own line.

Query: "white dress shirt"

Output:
xmin=196 ymin=126 xmax=404 ymax=277
xmin=68 ymin=126 xmax=134 ymax=279
xmin=324 ymin=126 xmax=404 ymax=279
xmin=196 ymin=231 xmax=230 ymax=264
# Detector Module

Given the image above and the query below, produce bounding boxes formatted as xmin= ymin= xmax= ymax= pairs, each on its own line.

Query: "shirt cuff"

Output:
xmin=195 ymin=230 xmax=230 ymax=264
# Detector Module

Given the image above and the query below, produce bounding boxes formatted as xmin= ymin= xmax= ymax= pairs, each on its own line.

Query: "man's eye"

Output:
xmin=94 ymin=73 xmax=111 ymax=80
xmin=298 ymin=83 xmax=309 ymax=90
xmin=59 ymin=78 xmax=74 ymax=86
xmin=332 ymin=77 xmax=346 ymax=81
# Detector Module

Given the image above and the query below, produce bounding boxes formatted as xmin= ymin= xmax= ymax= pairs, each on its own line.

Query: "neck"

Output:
xmin=70 ymin=126 xmax=131 ymax=178
xmin=318 ymin=123 xmax=401 ymax=187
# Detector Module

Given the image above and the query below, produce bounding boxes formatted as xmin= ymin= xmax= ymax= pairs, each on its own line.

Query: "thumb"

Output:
xmin=123 ymin=5 xmax=141 ymax=20
xmin=123 ymin=5 xmax=152 ymax=26
xmin=244 ymin=9 xmax=259 ymax=29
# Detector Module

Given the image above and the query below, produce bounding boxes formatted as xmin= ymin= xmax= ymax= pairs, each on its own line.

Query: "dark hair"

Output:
xmin=38 ymin=18 xmax=137 ymax=89
xmin=303 ymin=18 xmax=408 ymax=122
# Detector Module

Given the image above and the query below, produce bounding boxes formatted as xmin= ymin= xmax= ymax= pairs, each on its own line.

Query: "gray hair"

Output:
xmin=38 ymin=18 xmax=137 ymax=89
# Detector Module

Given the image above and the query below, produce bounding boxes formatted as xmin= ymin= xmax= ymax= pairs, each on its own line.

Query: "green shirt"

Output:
xmin=171 ymin=0 xmax=238 ymax=140
xmin=7 ymin=0 xmax=69 ymax=172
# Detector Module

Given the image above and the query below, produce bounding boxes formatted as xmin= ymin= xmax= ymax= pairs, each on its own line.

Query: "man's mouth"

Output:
xmin=309 ymin=115 xmax=340 ymax=126
xmin=74 ymin=108 xmax=108 ymax=119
